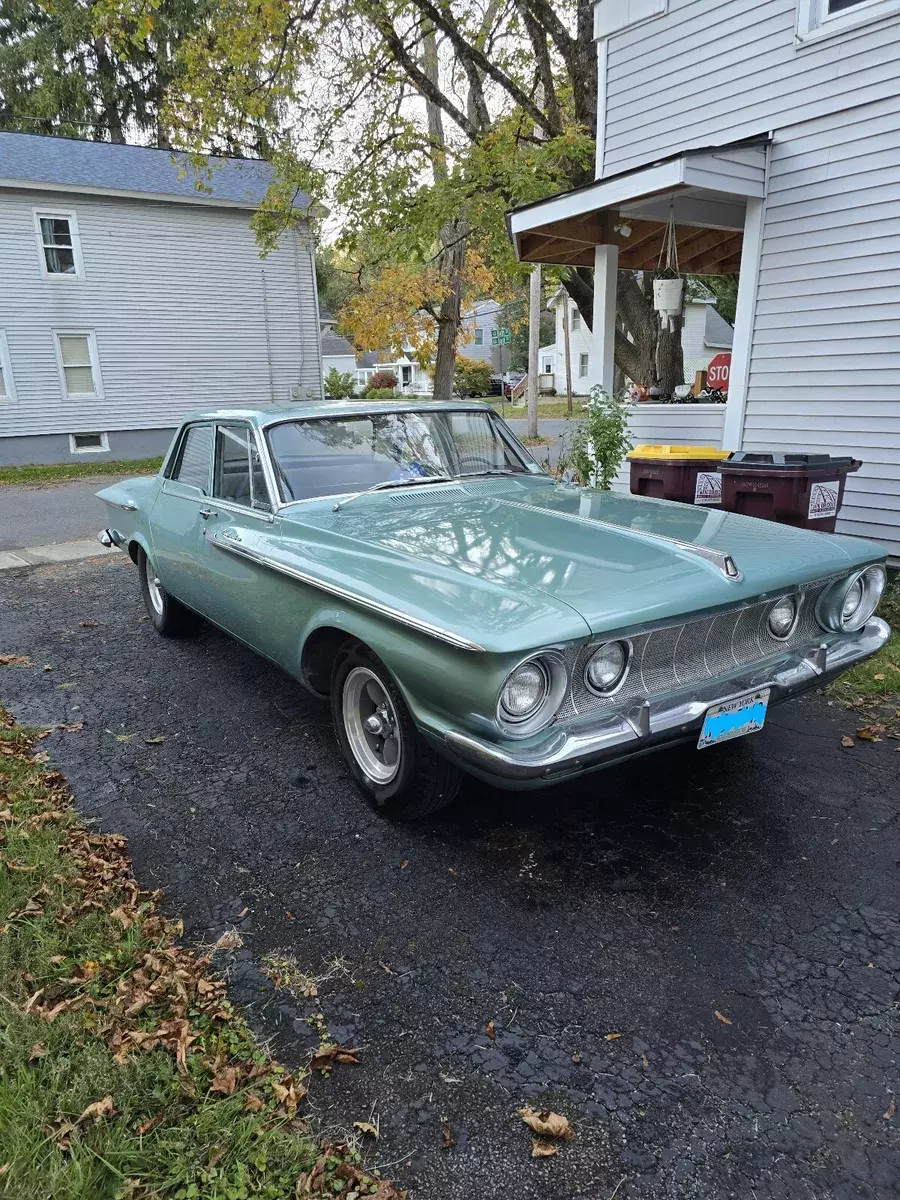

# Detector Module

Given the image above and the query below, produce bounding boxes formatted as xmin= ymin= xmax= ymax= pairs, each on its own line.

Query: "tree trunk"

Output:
xmin=561 ymin=297 xmax=573 ymax=415
xmin=527 ymin=264 xmax=541 ymax=438
xmin=432 ymin=222 xmax=466 ymax=399
xmin=93 ymin=38 xmax=125 ymax=143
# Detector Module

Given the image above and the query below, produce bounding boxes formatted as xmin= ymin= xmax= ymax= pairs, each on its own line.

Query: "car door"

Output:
xmin=150 ymin=421 xmax=215 ymax=613
xmin=194 ymin=423 xmax=279 ymax=656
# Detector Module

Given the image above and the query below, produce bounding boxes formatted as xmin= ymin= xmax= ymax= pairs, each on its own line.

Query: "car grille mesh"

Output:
xmin=556 ymin=577 xmax=835 ymax=721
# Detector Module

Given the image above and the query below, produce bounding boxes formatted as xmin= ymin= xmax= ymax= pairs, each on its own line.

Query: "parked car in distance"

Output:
xmin=97 ymin=401 xmax=890 ymax=820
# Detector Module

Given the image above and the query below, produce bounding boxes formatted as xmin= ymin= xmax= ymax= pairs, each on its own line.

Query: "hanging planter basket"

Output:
xmin=653 ymin=277 xmax=684 ymax=322
xmin=653 ymin=205 xmax=684 ymax=331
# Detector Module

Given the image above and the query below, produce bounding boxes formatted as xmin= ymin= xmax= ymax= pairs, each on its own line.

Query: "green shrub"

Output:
xmin=569 ymin=387 xmax=632 ymax=489
xmin=364 ymin=387 xmax=400 ymax=399
xmin=323 ymin=367 xmax=356 ymax=399
xmin=454 ymin=355 xmax=492 ymax=398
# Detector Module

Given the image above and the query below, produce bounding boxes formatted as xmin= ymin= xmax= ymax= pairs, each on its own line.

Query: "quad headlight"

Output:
xmin=584 ymin=640 xmax=631 ymax=695
xmin=497 ymin=654 xmax=567 ymax=736
xmin=818 ymin=565 xmax=886 ymax=633
xmin=767 ymin=596 xmax=797 ymax=640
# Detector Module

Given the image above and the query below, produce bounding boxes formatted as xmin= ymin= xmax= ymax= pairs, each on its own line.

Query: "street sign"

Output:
xmin=491 ymin=327 xmax=511 ymax=346
xmin=706 ymin=352 xmax=731 ymax=391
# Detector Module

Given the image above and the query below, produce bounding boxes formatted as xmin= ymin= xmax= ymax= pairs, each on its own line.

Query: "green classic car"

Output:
xmin=97 ymin=401 xmax=890 ymax=819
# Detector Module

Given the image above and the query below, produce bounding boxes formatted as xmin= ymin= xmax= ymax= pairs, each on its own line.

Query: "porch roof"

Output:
xmin=507 ymin=138 xmax=769 ymax=275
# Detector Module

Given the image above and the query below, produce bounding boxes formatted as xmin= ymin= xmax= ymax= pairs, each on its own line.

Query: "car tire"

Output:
xmin=331 ymin=642 xmax=461 ymax=820
xmin=136 ymin=546 xmax=201 ymax=637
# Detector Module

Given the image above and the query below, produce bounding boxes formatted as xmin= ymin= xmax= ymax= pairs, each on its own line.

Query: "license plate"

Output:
xmin=698 ymin=688 xmax=770 ymax=749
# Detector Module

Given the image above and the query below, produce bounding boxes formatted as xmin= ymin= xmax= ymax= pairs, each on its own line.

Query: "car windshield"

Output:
xmin=267 ymin=409 xmax=535 ymax=502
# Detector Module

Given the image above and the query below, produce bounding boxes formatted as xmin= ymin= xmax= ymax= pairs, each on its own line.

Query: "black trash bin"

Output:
xmin=719 ymin=453 xmax=861 ymax=533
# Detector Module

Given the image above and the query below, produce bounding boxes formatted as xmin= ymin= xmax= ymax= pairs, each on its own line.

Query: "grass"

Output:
xmin=827 ymin=574 xmax=900 ymax=706
xmin=0 ymin=705 xmax=399 ymax=1200
xmin=491 ymin=401 xmax=584 ymax=421
xmin=0 ymin=459 xmax=163 ymax=487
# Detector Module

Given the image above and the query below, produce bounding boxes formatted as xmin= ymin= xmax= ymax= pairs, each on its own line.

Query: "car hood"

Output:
xmin=280 ymin=478 xmax=885 ymax=648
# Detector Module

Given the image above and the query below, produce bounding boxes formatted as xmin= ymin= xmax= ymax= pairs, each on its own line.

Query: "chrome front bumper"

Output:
xmin=438 ymin=618 xmax=890 ymax=785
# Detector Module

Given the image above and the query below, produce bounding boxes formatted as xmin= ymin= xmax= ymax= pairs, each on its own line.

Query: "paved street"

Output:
xmin=0 ymin=477 xmax=117 ymax=550
xmin=1 ymin=556 xmax=898 ymax=1200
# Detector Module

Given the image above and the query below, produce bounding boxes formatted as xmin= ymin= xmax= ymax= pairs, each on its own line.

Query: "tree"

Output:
xmin=0 ymin=0 xmax=211 ymax=148
xmin=324 ymin=367 xmax=356 ymax=399
xmin=104 ymin=0 xmax=681 ymax=387
xmin=453 ymin=355 xmax=492 ymax=397
xmin=316 ymin=246 xmax=360 ymax=317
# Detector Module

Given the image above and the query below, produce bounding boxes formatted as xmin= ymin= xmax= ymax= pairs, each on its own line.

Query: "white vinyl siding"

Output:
xmin=0 ymin=331 xmax=14 ymax=400
xmin=600 ymin=0 xmax=900 ymax=175
xmin=0 ymin=189 xmax=322 ymax=439
xmin=741 ymin=96 xmax=900 ymax=554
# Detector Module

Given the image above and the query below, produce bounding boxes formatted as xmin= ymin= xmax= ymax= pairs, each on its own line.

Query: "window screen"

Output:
xmin=39 ymin=216 xmax=76 ymax=274
xmin=571 ymin=309 xmax=581 ymax=330
xmin=172 ymin=425 xmax=213 ymax=491
xmin=58 ymin=335 xmax=96 ymax=395
xmin=579 ymin=353 xmax=589 ymax=378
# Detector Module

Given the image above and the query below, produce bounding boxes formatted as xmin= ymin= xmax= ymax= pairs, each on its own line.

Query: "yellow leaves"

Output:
xmin=354 ymin=1120 xmax=379 ymax=1138
xmin=531 ymin=1139 xmax=558 ymax=1158
xmin=856 ymin=725 xmax=883 ymax=742
xmin=518 ymin=1107 xmax=575 ymax=1141
xmin=605 ymin=1032 xmax=623 ymax=1041
xmin=77 ymin=1095 xmax=115 ymax=1124
xmin=714 ymin=1010 xmax=733 ymax=1026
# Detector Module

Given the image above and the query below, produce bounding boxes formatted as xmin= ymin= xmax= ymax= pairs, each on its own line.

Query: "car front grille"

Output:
xmin=557 ymin=576 xmax=836 ymax=721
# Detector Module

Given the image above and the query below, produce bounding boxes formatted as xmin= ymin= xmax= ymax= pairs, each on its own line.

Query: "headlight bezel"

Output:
xmin=766 ymin=595 xmax=798 ymax=641
xmin=583 ymin=639 xmax=633 ymax=697
xmin=496 ymin=652 xmax=568 ymax=738
xmin=817 ymin=565 xmax=886 ymax=633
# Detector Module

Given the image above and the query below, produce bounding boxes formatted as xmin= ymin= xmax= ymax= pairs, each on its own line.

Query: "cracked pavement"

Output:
xmin=1 ymin=555 xmax=898 ymax=1199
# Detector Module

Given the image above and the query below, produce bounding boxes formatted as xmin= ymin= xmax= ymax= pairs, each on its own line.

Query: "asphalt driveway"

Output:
xmin=1 ymin=556 xmax=898 ymax=1200
xmin=0 ymin=477 xmax=117 ymax=550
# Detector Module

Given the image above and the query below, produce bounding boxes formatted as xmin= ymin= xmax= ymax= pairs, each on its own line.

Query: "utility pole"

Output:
xmin=561 ymin=296 xmax=574 ymax=415
xmin=527 ymin=264 xmax=541 ymax=438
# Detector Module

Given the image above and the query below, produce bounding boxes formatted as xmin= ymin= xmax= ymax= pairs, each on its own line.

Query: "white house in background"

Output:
xmin=540 ymin=291 xmax=733 ymax=391
xmin=0 ymin=131 xmax=321 ymax=466
xmin=509 ymin=0 xmax=900 ymax=556
xmin=321 ymin=331 xmax=357 ymax=386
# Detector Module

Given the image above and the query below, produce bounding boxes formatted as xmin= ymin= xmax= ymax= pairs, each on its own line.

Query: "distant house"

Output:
xmin=509 ymin=0 xmax=900 ymax=554
xmin=539 ymin=291 xmax=733 ymax=394
xmin=0 ymin=131 xmax=321 ymax=466
xmin=321 ymin=332 xmax=357 ymax=384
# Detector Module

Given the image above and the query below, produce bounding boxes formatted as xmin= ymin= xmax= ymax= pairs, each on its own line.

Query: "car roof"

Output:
xmin=179 ymin=400 xmax=495 ymax=428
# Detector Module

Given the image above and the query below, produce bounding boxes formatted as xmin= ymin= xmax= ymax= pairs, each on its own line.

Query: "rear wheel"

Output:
xmin=136 ymin=546 xmax=201 ymax=637
xmin=331 ymin=643 xmax=461 ymax=819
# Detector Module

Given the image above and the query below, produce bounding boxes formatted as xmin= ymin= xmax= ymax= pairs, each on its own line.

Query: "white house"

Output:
xmin=509 ymin=0 xmax=900 ymax=556
xmin=540 ymin=291 xmax=733 ymax=391
xmin=0 ymin=132 xmax=322 ymax=465
xmin=321 ymin=332 xmax=357 ymax=386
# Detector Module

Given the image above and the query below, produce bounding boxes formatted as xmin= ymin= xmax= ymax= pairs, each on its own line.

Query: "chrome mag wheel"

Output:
xmin=342 ymin=666 xmax=402 ymax=784
xmin=144 ymin=554 xmax=164 ymax=616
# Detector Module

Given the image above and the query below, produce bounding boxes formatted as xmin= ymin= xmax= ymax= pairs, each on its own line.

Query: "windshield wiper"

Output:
xmin=333 ymin=474 xmax=455 ymax=512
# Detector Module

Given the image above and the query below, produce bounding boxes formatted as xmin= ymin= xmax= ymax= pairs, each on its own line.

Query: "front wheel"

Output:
xmin=136 ymin=546 xmax=201 ymax=637
xmin=331 ymin=643 xmax=461 ymax=819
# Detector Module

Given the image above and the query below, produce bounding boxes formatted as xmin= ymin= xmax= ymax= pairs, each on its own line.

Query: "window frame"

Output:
xmin=0 ymin=331 xmax=15 ymax=402
xmin=571 ymin=308 xmax=581 ymax=331
xmin=53 ymin=330 xmax=104 ymax=400
xmin=212 ymin=422 xmax=274 ymax=514
xmin=796 ymin=0 xmax=900 ymax=41
xmin=165 ymin=421 xmax=215 ymax=495
xmin=578 ymin=352 xmax=590 ymax=379
xmin=33 ymin=208 xmax=85 ymax=280
xmin=473 ymin=328 xmax=485 ymax=346
xmin=68 ymin=431 xmax=110 ymax=455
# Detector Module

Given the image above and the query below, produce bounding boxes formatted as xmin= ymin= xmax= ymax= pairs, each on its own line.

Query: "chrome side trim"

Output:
xmin=498 ymin=498 xmax=743 ymax=582
xmin=104 ymin=498 xmax=137 ymax=512
xmin=440 ymin=618 xmax=890 ymax=781
xmin=207 ymin=532 xmax=487 ymax=653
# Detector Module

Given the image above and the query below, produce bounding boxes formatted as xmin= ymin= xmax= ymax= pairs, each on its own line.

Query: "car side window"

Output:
xmin=170 ymin=424 xmax=213 ymax=493
xmin=213 ymin=425 xmax=271 ymax=512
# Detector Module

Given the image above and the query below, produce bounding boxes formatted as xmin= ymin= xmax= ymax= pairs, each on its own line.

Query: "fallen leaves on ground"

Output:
xmin=531 ymin=1139 xmax=558 ymax=1158
xmin=714 ymin=1010 xmax=733 ymax=1025
xmin=856 ymin=725 xmax=884 ymax=742
xmin=353 ymin=1120 xmax=379 ymax=1138
xmin=441 ymin=1124 xmax=455 ymax=1150
xmin=518 ymin=1107 xmax=575 ymax=1141
xmin=841 ymin=735 xmax=855 ymax=748
xmin=605 ymin=1032 xmax=623 ymax=1041
xmin=486 ymin=1020 xmax=495 ymax=1040
xmin=57 ymin=722 xmax=84 ymax=733
xmin=0 ymin=654 xmax=31 ymax=666
xmin=310 ymin=1043 xmax=361 ymax=1072
xmin=77 ymin=1095 xmax=115 ymax=1124
xmin=884 ymin=1100 xmax=896 ymax=1121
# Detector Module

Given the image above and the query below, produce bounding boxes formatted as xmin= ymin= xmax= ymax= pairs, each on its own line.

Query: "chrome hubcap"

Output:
xmin=145 ymin=555 xmax=164 ymax=615
xmin=343 ymin=667 xmax=402 ymax=785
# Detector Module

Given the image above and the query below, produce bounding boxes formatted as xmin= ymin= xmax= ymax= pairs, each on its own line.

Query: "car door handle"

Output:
xmin=199 ymin=508 xmax=216 ymax=519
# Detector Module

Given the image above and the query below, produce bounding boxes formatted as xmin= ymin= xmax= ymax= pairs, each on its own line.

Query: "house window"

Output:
xmin=543 ymin=359 xmax=552 ymax=373
xmin=579 ymin=353 xmax=589 ymax=378
xmin=0 ymin=332 xmax=14 ymax=402
xmin=55 ymin=333 xmax=102 ymax=399
xmin=170 ymin=424 xmax=213 ymax=492
xmin=796 ymin=0 xmax=900 ymax=39
xmin=34 ymin=210 xmax=84 ymax=277
xmin=69 ymin=432 xmax=109 ymax=454
xmin=473 ymin=328 xmax=484 ymax=346
xmin=571 ymin=309 xmax=581 ymax=331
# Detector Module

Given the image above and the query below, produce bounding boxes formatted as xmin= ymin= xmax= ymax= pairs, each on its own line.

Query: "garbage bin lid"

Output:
xmin=627 ymin=444 xmax=732 ymax=461
xmin=723 ymin=452 xmax=859 ymax=470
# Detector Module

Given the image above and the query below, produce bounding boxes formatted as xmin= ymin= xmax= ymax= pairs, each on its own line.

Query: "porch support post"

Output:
xmin=722 ymin=193 xmax=766 ymax=449
xmin=591 ymin=243 xmax=618 ymax=396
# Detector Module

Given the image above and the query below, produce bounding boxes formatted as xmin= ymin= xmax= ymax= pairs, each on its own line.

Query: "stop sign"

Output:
xmin=707 ymin=352 xmax=731 ymax=391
